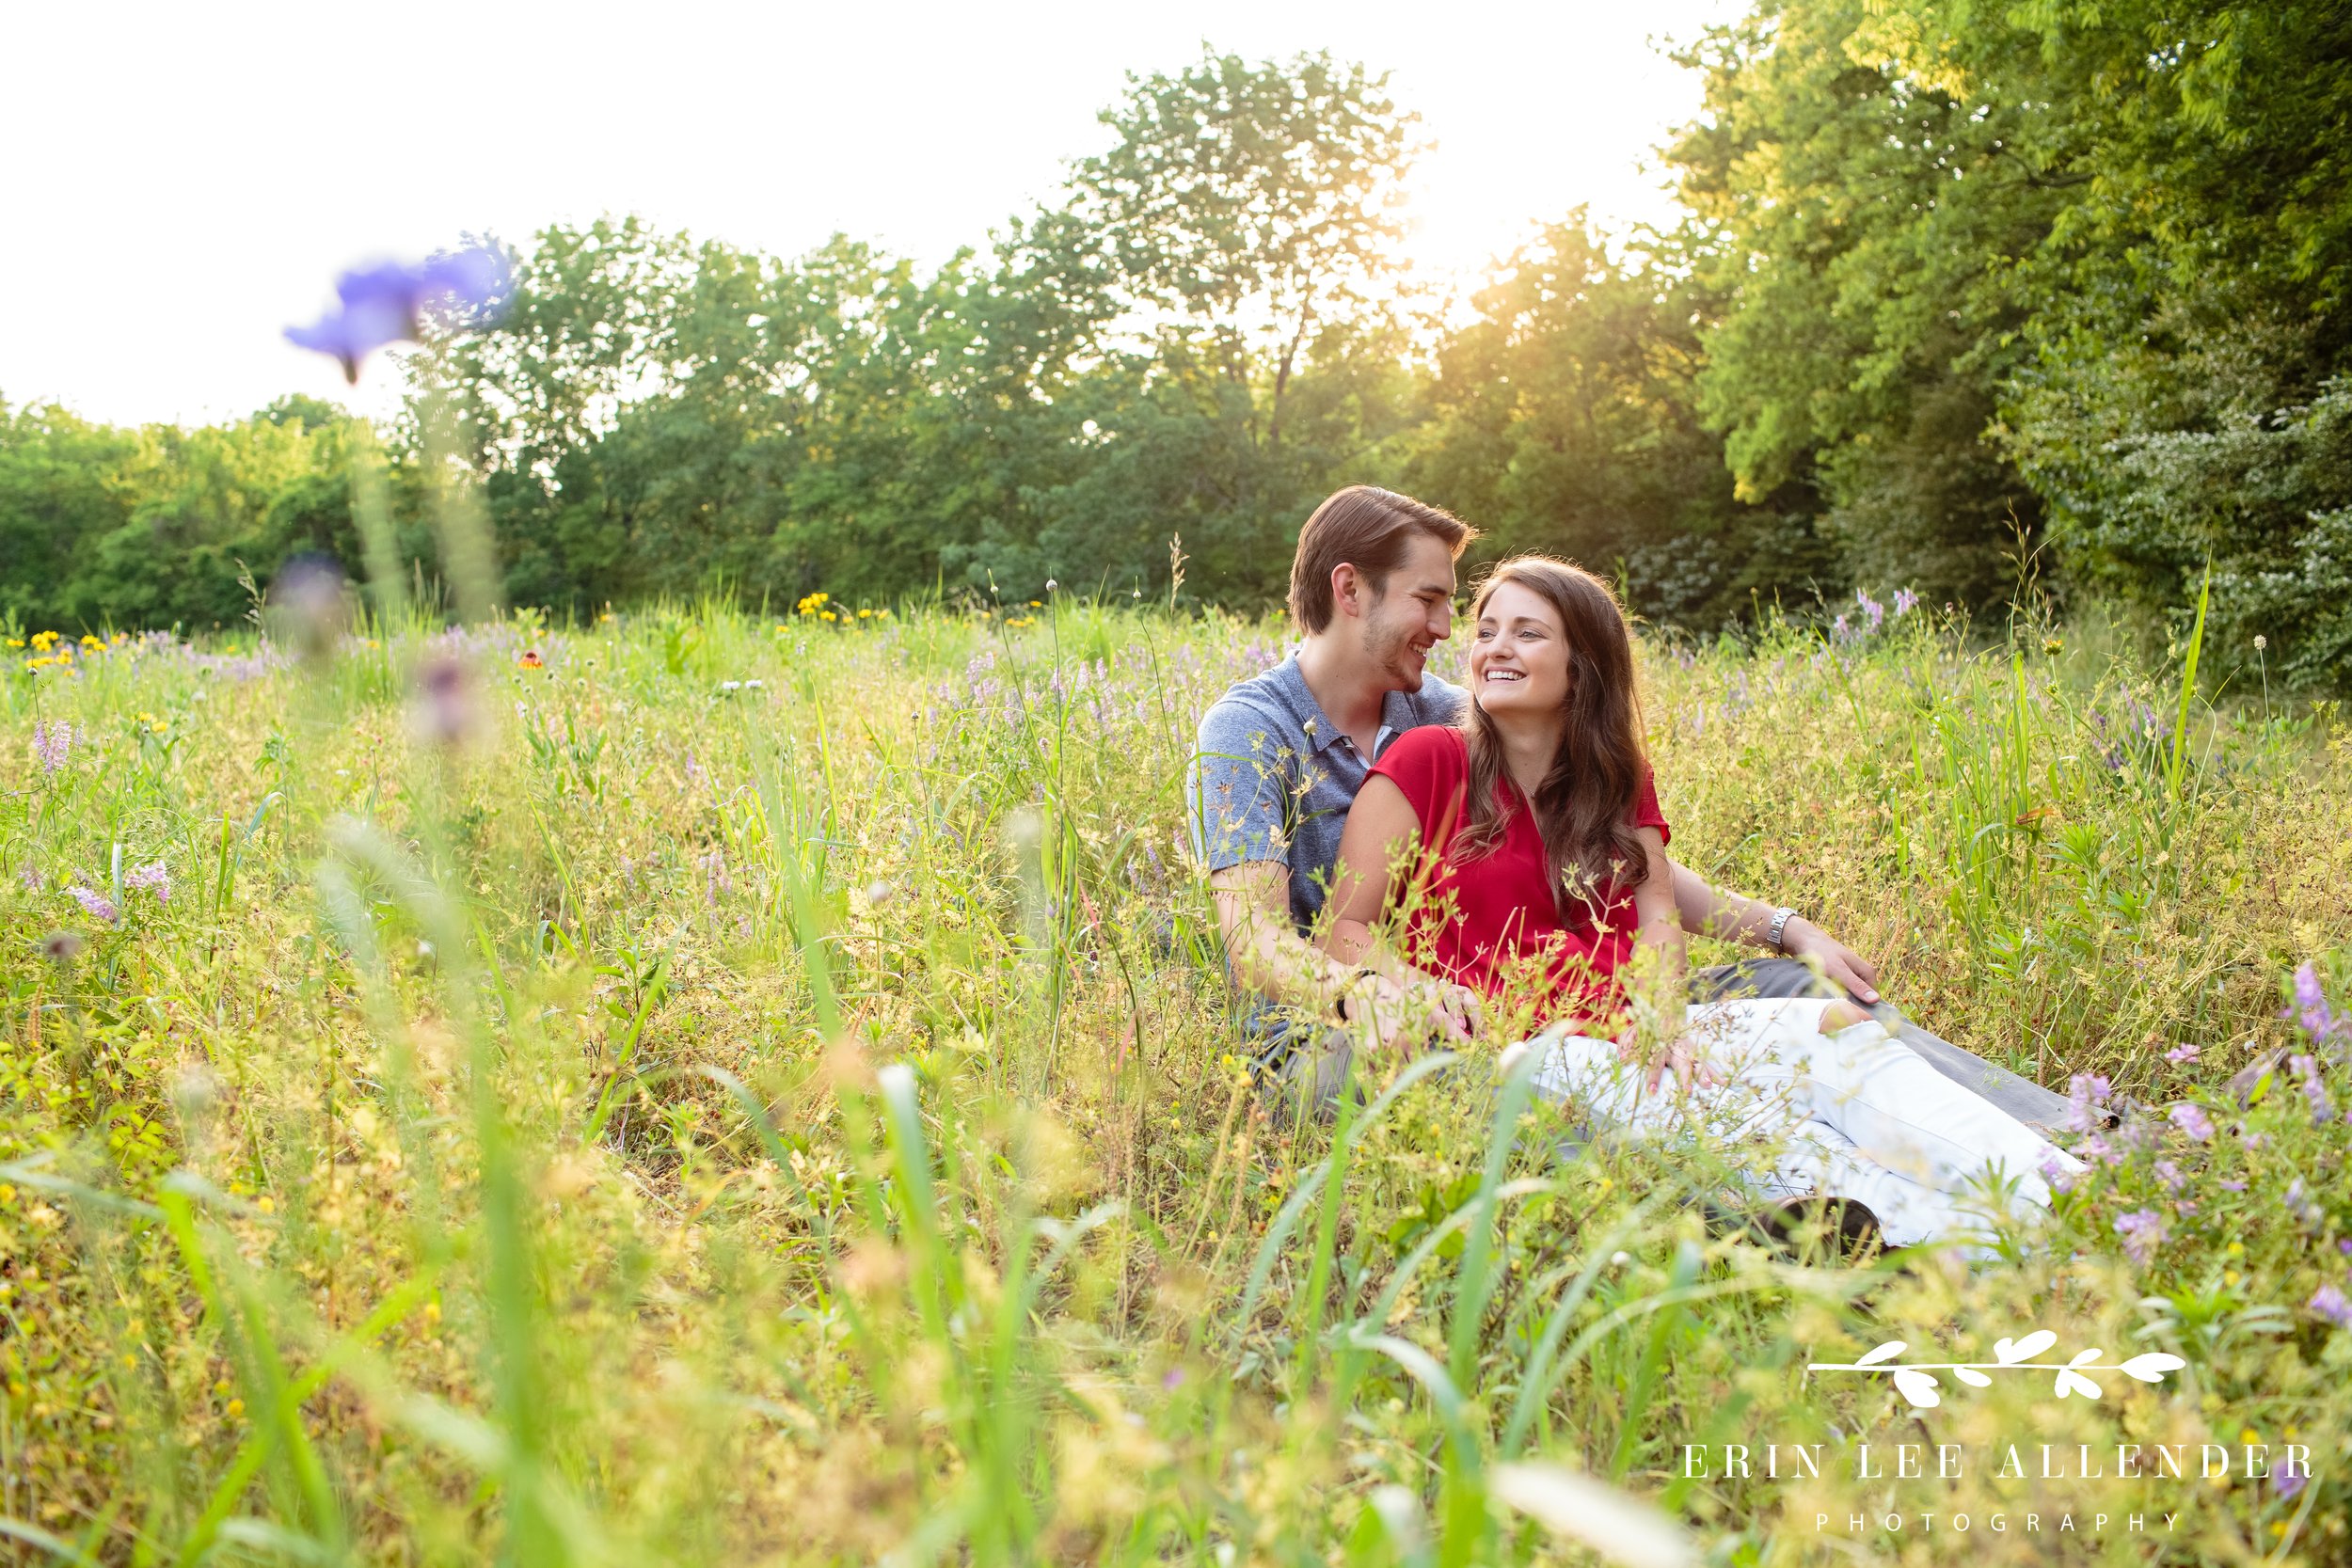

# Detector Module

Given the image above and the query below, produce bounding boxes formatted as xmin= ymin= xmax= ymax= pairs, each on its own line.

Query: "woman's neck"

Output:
xmin=1486 ymin=709 xmax=1561 ymax=800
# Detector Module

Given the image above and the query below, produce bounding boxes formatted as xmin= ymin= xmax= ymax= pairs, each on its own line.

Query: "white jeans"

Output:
xmin=1527 ymin=998 xmax=2086 ymax=1249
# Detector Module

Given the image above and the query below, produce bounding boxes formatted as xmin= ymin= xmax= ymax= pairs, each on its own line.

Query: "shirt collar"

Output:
xmin=1277 ymin=655 xmax=1420 ymax=758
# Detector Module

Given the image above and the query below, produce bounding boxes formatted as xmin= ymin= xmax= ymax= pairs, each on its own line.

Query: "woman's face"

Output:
xmin=1470 ymin=578 xmax=1572 ymax=717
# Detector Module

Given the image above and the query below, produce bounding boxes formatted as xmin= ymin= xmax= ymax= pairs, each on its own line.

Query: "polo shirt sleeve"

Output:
xmin=1634 ymin=766 xmax=1671 ymax=847
xmin=1187 ymin=696 xmax=1295 ymax=872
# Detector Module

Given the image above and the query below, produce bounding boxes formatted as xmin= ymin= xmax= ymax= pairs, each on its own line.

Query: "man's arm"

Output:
xmin=1667 ymin=861 xmax=1881 ymax=1003
xmin=1208 ymin=863 xmax=1472 ymax=1052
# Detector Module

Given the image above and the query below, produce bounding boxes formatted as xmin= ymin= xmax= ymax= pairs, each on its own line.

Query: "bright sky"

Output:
xmin=3 ymin=0 xmax=1740 ymax=429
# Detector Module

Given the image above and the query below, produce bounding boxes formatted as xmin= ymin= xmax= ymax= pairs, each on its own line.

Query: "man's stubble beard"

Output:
xmin=1363 ymin=611 xmax=1423 ymax=693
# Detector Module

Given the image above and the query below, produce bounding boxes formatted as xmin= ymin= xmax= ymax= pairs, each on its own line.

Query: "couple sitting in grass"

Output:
xmin=1187 ymin=485 xmax=2084 ymax=1252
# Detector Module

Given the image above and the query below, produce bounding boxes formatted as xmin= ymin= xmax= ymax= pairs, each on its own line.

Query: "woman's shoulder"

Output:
xmin=1381 ymin=721 xmax=1468 ymax=765
xmin=1369 ymin=722 xmax=1469 ymax=801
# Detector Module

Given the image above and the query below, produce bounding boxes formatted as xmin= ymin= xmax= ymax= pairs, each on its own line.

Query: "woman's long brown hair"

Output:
xmin=1454 ymin=556 xmax=1651 ymax=925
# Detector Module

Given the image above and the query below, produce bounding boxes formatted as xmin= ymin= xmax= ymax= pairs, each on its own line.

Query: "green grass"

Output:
xmin=2 ymin=591 xmax=2348 ymax=1565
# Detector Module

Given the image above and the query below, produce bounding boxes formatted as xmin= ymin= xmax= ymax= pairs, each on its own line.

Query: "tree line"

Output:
xmin=6 ymin=2 xmax=2347 ymax=689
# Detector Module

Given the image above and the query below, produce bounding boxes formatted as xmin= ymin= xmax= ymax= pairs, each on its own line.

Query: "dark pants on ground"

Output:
xmin=1256 ymin=958 xmax=2071 ymax=1133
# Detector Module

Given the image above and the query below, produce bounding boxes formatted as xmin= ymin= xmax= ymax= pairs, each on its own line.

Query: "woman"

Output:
xmin=1322 ymin=555 xmax=2081 ymax=1250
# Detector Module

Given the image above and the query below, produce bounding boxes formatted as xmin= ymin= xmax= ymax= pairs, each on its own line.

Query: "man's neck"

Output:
xmin=1295 ymin=634 xmax=1390 ymax=752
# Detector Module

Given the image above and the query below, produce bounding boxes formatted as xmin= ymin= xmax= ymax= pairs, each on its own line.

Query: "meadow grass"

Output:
xmin=2 ymin=592 xmax=2349 ymax=1566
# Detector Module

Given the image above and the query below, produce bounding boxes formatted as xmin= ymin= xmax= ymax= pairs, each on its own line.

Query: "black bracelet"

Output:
xmin=1332 ymin=966 xmax=1381 ymax=1023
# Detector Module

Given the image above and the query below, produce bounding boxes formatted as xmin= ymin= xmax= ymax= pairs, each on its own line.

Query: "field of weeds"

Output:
xmin=4 ymin=594 xmax=2349 ymax=1565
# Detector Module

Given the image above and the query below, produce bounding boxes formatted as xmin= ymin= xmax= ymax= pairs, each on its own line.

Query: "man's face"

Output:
xmin=1357 ymin=533 xmax=1458 ymax=693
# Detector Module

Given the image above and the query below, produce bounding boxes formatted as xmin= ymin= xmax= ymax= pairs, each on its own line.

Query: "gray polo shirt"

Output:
xmin=1186 ymin=655 xmax=1468 ymax=934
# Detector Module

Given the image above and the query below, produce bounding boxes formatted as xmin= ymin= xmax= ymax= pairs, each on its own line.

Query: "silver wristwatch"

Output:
xmin=1765 ymin=907 xmax=1798 ymax=953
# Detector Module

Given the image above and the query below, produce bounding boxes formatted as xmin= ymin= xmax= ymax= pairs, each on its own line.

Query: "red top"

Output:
xmin=1366 ymin=725 xmax=1670 ymax=1027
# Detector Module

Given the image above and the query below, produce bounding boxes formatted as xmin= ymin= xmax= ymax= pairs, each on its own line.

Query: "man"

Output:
xmin=1187 ymin=485 xmax=2066 ymax=1129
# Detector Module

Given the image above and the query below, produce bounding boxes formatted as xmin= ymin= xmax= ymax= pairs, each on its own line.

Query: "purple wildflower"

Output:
xmin=2153 ymin=1159 xmax=2184 ymax=1193
xmin=31 ymin=720 xmax=73 ymax=774
xmin=69 ymin=884 xmax=119 ymax=924
xmin=1831 ymin=613 xmax=1851 ymax=643
xmin=1893 ymin=588 xmax=1920 ymax=615
xmin=2276 ymin=1454 xmax=2308 ymax=1499
xmin=18 ymin=865 xmax=41 ymax=893
xmin=2218 ymin=1179 xmax=2249 ymax=1192
xmin=2040 ymin=1150 xmax=2079 ymax=1195
xmin=2165 ymin=1041 xmax=2200 ymax=1064
xmin=2114 ymin=1208 xmax=2168 ymax=1264
xmin=2169 ymin=1102 xmax=2214 ymax=1141
xmin=2066 ymin=1073 xmax=2114 ymax=1132
xmin=285 ymin=245 xmax=510 ymax=383
xmin=2290 ymin=1054 xmax=2334 ymax=1121
xmin=2284 ymin=1179 xmax=2324 ymax=1228
xmin=2289 ymin=963 xmax=2342 ymax=1049
xmin=1856 ymin=589 xmax=1885 ymax=630
xmin=2310 ymin=1284 xmax=2352 ymax=1330
xmin=125 ymin=860 xmax=170 ymax=904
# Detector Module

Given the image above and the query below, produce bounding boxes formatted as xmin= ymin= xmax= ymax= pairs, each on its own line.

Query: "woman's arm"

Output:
xmin=1629 ymin=825 xmax=1708 ymax=1090
xmin=1325 ymin=774 xmax=1482 ymax=1043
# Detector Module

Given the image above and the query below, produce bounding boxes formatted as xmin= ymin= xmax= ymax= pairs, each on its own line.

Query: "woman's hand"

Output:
xmin=1615 ymin=1027 xmax=1720 ymax=1094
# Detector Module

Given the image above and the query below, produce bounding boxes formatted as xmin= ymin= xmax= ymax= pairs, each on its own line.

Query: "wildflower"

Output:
xmin=411 ymin=657 xmax=474 ymax=747
xmin=285 ymin=245 xmax=510 ymax=383
xmin=2114 ymin=1208 xmax=2167 ymax=1264
xmin=31 ymin=721 xmax=72 ymax=774
xmin=2309 ymin=1284 xmax=2352 ymax=1330
xmin=2168 ymin=1102 xmax=2214 ymax=1141
xmin=2217 ymin=1179 xmax=2248 ymax=1192
xmin=2283 ymin=1178 xmax=2323 ymax=1227
xmin=2288 ymin=962 xmax=2341 ymax=1048
xmin=1855 ymin=588 xmax=1883 ymax=630
xmin=1044 ymin=578 xmax=1058 ymax=593
xmin=125 ymin=861 xmax=170 ymax=904
xmin=2254 ymin=634 xmax=2268 ymax=653
xmin=519 ymin=648 xmax=545 ymax=670
xmin=2039 ymin=1150 xmax=2079 ymax=1195
xmin=2289 ymin=1053 xmax=2334 ymax=1121
xmin=2165 ymin=1041 xmax=2200 ymax=1064
xmin=69 ymin=884 xmax=119 ymax=924
xmin=2153 ymin=1159 xmax=2184 ymax=1192
xmin=1893 ymin=587 xmax=1919 ymax=615
xmin=40 ymin=930 xmax=84 ymax=963
xmin=2065 ymin=1073 xmax=2114 ymax=1132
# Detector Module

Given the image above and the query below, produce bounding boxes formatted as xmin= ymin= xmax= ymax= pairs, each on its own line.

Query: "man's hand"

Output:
xmin=1780 ymin=917 xmax=1881 ymax=1005
xmin=1343 ymin=973 xmax=1480 ymax=1054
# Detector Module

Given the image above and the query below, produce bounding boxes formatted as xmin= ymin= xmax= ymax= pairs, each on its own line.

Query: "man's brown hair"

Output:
xmin=1287 ymin=486 xmax=1476 ymax=634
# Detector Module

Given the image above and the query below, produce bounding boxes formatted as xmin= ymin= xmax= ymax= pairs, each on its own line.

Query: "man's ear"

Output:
xmin=1330 ymin=562 xmax=1366 ymax=621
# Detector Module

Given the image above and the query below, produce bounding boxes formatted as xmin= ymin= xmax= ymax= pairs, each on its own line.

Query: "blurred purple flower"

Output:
xmin=2218 ymin=1179 xmax=2248 ymax=1192
xmin=2165 ymin=1041 xmax=2200 ymax=1064
xmin=2039 ymin=1150 xmax=2079 ymax=1194
xmin=2153 ymin=1159 xmax=2184 ymax=1192
xmin=2066 ymin=1073 xmax=2114 ymax=1132
xmin=2288 ymin=962 xmax=2343 ymax=1051
xmin=286 ymin=244 xmax=511 ymax=383
xmin=126 ymin=860 xmax=170 ymax=904
xmin=2114 ymin=1208 xmax=2167 ymax=1264
xmin=2289 ymin=1053 xmax=2334 ymax=1121
xmin=1892 ymin=587 xmax=1920 ymax=615
xmin=410 ymin=656 xmax=474 ymax=747
xmin=31 ymin=720 xmax=73 ymax=775
xmin=2169 ymin=1102 xmax=2214 ymax=1141
xmin=69 ymin=884 xmax=119 ymax=924
xmin=1856 ymin=589 xmax=1885 ymax=630
xmin=2310 ymin=1284 xmax=2352 ymax=1330
xmin=2277 ymin=1454 xmax=2308 ymax=1499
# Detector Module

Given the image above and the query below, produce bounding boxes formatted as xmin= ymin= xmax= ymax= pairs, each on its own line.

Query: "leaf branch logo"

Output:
xmin=1807 ymin=1331 xmax=2186 ymax=1409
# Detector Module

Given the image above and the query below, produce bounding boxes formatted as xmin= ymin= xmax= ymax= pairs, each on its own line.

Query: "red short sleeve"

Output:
xmin=1367 ymin=726 xmax=1470 ymax=849
xmin=1633 ymin=767 xmax=1670 ymax=847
